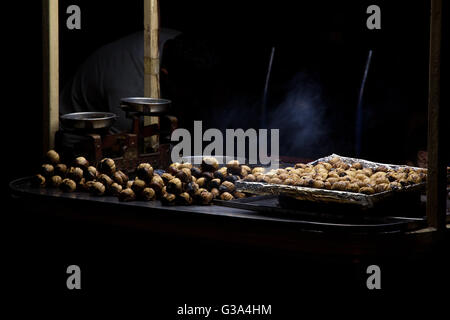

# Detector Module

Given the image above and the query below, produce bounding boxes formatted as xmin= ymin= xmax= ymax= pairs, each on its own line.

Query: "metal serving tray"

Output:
xmin=236 ymin=154 xmax=426 ymax=208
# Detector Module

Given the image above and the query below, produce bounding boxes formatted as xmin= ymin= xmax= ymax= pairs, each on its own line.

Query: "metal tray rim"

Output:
xmin=236 ymin=154 xmax=427 ymax=208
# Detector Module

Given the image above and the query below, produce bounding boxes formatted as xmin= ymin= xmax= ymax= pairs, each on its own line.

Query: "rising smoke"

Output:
xmin=204 ymin=72 xmax=332 ymax=160
xmin=268 ymin=72 xmax=331 ymax=159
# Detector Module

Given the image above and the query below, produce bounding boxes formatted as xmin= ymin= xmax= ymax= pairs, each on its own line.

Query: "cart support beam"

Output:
xmin=144 ymin=0 xmax=160 ymax=149
xmin=426 ymin=0 xmax=446 ymax=231
xmin=42 ymin=0 xmax=59 ymax=152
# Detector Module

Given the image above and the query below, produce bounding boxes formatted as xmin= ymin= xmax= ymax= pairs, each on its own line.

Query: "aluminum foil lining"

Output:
xmin=308 ymin=153 xmax=426 ymax=172
xmin=236 ymin=154 xmax=426 ymax=208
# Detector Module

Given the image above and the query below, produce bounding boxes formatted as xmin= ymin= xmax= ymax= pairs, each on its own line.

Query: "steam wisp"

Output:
xmin=355 ymin=49 xmax=373 ymax=157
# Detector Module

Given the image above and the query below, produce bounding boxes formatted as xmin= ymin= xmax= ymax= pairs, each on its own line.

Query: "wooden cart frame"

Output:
xmin=41 ymin=0 xmax=447 ymax=232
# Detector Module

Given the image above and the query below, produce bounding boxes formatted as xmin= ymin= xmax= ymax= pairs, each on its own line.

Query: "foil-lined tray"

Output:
xmin=236 ymin=154 xmax=426 ymax=208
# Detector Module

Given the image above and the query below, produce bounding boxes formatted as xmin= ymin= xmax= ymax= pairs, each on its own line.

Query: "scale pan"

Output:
xmin=120 ymin=97 xmax=171 ymax=115
xmin=60 ymin=112 xmax=117 ymax=131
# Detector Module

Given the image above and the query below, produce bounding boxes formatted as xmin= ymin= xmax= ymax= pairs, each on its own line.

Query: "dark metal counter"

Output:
xmin=9 ymin=177 xmax=444 ymax=258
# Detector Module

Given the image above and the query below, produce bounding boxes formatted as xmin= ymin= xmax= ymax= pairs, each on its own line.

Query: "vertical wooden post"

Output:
xmin=426 ymin=0 xmax=446 ymax=231
xmin=42 ymin=0 xmax=59 ymax=152
xmin=144 ymin=0 xmax=160 ymax=150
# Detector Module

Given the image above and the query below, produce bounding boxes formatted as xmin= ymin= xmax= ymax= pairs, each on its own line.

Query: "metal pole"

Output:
xmin=42 ymin=0 xmax=59 ymax=152
xmin=426 ymin=0 xmax=446 ymax=231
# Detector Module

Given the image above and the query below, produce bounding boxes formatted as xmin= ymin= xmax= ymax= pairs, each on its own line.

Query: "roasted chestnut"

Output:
xmin=407 ymin=173 xmax=422 ymax=184
xmin=294 ymin=163 xmax=306 ymax=169
xmin=98 ymin=173 xmax=114 ymax=187
xmin=219 ymin=181 xmax=235 ymax=193
xmin=201 ymin=157 xmax=219 ymax=172
xmin=31 ymin=174 xmax=46 ymax=187
xmin=329 ymin=156 xmax=341 ymax=166
xmin=374 ymin=183 xmax=391 ymax=193
xmin=109 ymin=182 xmax=123 ymax=196
xmin=131 ymin=178 xmax=147 ymax=194
xmin=220 ymin=192 xmax=234 ymax=201
xmin=331 ymin=181 xmax=348 ymax=191
xmin=80 ymin=180 xmax=95 ymax=192
xmin=90 ymin=181 xmax=106 ymax=196
xmin=239 ymin=168 xmax=249 ymax=178
xmin=54 ymin=164 xmax=67 ymax=177
xmin=177 ymin=192 xmax=193 ymax=205
xmin=167 ymin=163 xmax=180 ymax=175
xmin=167 ymin=178 xmax=183 ymax=194
xmin=136 ymin=163 xmax=154 ymax=182
xmin=269 ymin=177 xmax=282 ymax=185
xmin=251 ymin=167 xmax=265 ymax=175
xmin=179 ymin=162 xmax=193 ymax=169
xmin=323 ymin=181 xmax=332 ymax=189
xmin=73 ymin=156 xmax=89 ymax=170
xmin=67 ymin=167 xmax=84 ymax=183
xmin=347 ymin=183 xmax=360 ymax=193
xmin=390 ymin=181 xmax=402 ymax=190
xmin=149 ymin=175 xmax=165 ymax=194
xmin=196 ymin=177 xmax=206 ymax=188
xmin=361 ymin=168 xmax=373 ymax=177
xmin=161 ymin=186 xmax=168 ymax=197
xmin=226 ymin=160 xmax=241 ymax=175
xmin=190 ymin=167 xmax=202 ymax=178
xmin=335 ymin=162 xmax=350 ymax=170
xmin=375 ymin=166 xmax=388 ymax=173
xmin=359 ymin=186 xmax=375 ymax=194
xmin=118 ymin=188 xmax=136 ymax=202
xmin=45 ymin=150 xmax=60 ymax=165
xmin=201 ymin=171 xmax=214 ymax=181
xmin=256 ymin=175 xmax=270 ymax=183
xmin=209 ymin=178 xmax=221 ymax=189
xmin=312 ymin=180 xmax=324 ymax=189
xmin=141 ymin=187 xmax=156 ymax=201
xmin=161 ymin=172 xmax=175 ymax=184
xmin=40 ymin=164 xmax=54 ymax=178
xmin=84 ymin=166 xmax=98 ymax=181
xmin=213 ymin=170 xmax=225 ymax=181
xmin=77 ymin=178 xmax=87 ymax=191
xmin=112 ymin=170 xmax=128 ymax=186
xmin=224 ymin=174 xmax=240 ymax=183
xmin=98 ymin=158 xmax=116 ymax=175
xmin=351 ymin=162 xmax=363 ymax=170
xmin=241 ymin=165 xmax=251 ymax=174
xmin=233 ymin=191 xmax=246 ymax=199
xmin=198 ymin=190 xmax=213 ymax=205
xmin=161 ymin=193 xmax=176 ymax=205
xmin=49 ymin=175 xmax=62 ymax=188
xmin=185 ymin=182 xmax=199 ymax=195
xmin=243 ymin=174 xmax=256 ymax=182
xmin=175 ymin=168 xmax=192 ymax=183
xmin=60 ymin=178 xmax=77 ymax=192
xmin=210 ymin=188 xmax=220 ymax=198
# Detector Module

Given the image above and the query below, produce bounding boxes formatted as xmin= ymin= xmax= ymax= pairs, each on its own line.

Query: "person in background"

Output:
xmin=59 ymin=28 xmax=182 ymax=132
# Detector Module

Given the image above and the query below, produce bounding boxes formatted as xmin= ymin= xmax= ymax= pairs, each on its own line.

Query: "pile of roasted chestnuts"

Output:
xmin=32 ymin=150 xmax=133 ymax=199
xmin=243 ymin=156 xmax=427 ymax=195
xmin=160 ymin=156 xmax=249 ymax=205
xmin=32 ymin=151 xmax=249 ymax=205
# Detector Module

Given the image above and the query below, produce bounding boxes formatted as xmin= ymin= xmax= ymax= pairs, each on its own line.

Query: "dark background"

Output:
xmin=4 ymin=0 xmax=448 ymax=184
xmin=3 ymin=0 xmax=449 ymax=311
